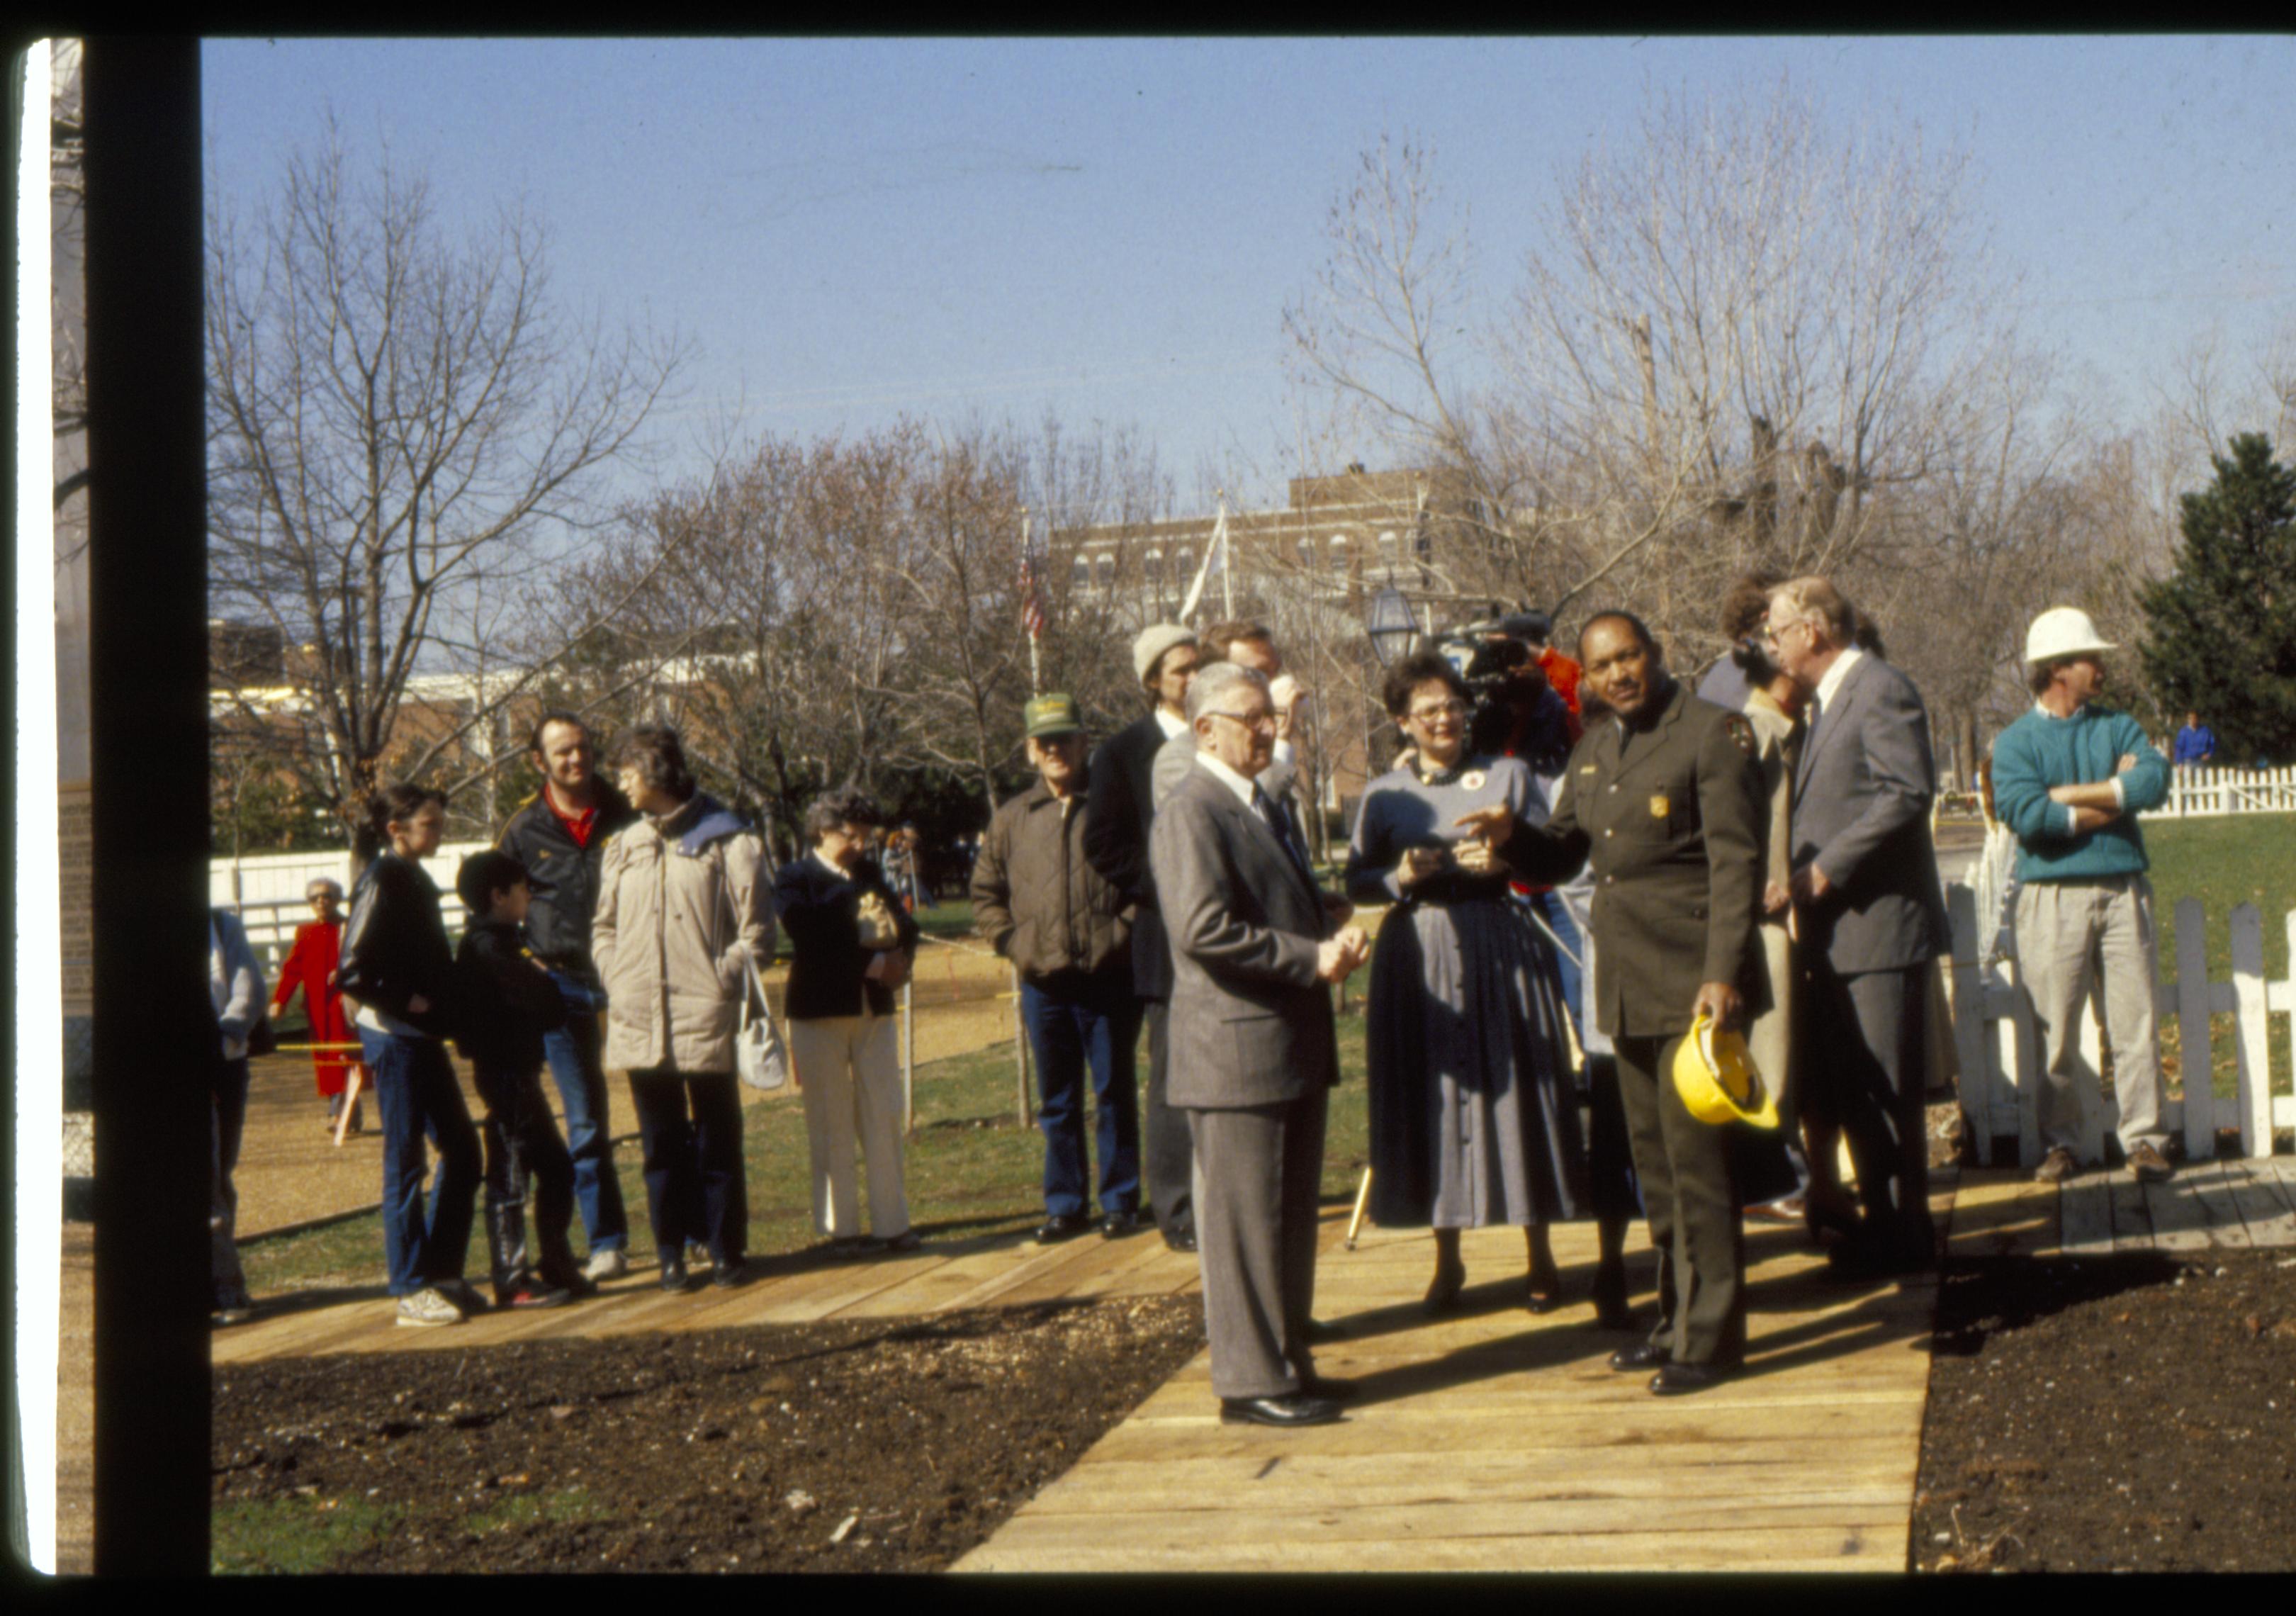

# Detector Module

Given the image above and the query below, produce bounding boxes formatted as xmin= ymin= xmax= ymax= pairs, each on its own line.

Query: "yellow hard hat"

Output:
xmin=1672 ymin=1012 xmax=1781 ymax=1130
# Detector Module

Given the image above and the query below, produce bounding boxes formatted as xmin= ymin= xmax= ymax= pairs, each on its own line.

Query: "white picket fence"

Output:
xmin=213 ymin=843 xmax=493 ymax=975
xmin=1948 ymin=880 xmax=2296 ymax=1167
xmin=2146 ymin=762 xmax=2296 ymax=819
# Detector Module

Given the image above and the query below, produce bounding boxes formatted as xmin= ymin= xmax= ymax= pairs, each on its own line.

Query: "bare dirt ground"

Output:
xmin=1914 ymin=1247 xmax=2296 ymax=1571
xmin=210 ymin=1297 xmax=1205 ymax=1573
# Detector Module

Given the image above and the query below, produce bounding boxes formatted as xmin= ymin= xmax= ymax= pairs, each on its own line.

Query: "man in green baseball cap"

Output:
xmin=973 ymin=693 xmax=1144 ymax=1244
xmin=1024 ymin=692 xmax=1085 ymax=741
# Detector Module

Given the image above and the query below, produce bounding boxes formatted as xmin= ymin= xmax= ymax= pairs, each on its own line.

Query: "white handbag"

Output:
xmin=734 ymin=948 xmax=789 ymax=1092
xmin=717 ymin=841 xmax=788 ymax=1092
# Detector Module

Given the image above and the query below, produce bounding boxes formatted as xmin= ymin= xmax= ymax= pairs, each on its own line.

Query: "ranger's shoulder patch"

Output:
xmin=1724 ymin=713 xmax=1756 ymax=756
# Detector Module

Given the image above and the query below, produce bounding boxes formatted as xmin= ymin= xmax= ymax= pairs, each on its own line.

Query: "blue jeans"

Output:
xmin=541 ymin=970 xmax=629 ymax=1255
xmin=360 ymin=1029 xmax=482 ymax=1296
xmin=1020 ymin=967 xmax=1142 ymax=1218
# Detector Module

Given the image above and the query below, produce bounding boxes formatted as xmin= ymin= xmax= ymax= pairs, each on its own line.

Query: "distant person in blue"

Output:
xmin=2171 ymin=710 xmax=2217 ymax=770
xmin=1989 ymin=608 xmax=2173 ymax=1188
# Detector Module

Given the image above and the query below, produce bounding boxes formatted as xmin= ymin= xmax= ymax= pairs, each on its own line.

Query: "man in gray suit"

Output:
xmin=1150 ymin=663 xmax=1369 ymax=1427
xmin=1767 ymin=577 xmax=1952 ymax=1279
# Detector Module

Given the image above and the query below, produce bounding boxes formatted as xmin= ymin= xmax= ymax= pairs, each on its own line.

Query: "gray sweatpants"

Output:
xmin=2013 ymin=875 xmax=2168 ymax=1158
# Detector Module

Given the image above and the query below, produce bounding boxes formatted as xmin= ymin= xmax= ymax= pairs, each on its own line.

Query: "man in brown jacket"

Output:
xmin=974 ymin=693 xmax=1143 ymax=1242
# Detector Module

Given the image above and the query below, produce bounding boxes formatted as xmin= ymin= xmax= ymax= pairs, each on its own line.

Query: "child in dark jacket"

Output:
xmin=455 ymin=851 xmax=592 ymax=1308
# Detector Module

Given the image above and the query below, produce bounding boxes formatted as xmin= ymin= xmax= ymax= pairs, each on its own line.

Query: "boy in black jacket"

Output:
xmin=455 ymin=851 xmax=592 ymax=1308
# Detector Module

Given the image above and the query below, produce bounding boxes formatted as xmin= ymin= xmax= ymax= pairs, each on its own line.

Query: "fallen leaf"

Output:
xmin=830 ymin=1513 xmax=859 ymax=1544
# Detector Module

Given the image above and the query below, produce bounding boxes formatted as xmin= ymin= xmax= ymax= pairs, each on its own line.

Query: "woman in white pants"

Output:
xmin=775 ymin=791 xmax=922 ymax=1252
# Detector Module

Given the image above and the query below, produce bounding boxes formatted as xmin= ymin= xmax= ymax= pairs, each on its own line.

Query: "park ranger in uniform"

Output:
xmin=1460 ymin=610 xmax=1768 ymax=1396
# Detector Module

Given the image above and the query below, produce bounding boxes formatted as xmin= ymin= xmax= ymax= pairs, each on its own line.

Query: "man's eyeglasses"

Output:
xmin=1208 ymin=708 xmax=1278 ymax=734
xmin=1407 ymin=700 xmax=1468 ymax=723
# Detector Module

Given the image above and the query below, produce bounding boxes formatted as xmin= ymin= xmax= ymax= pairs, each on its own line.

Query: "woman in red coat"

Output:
xmin=268 ymin=877 xmax=367 ymax=1132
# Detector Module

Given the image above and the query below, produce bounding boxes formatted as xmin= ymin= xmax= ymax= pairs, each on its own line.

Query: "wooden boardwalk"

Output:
xmin=957 ymin=1203 xmax=1947 ymax=1573
xmin=1945 ymin=1157 xmax=2296 ymax=1259
xmin=210 ymin=1218 xmax=1208 ymax=1366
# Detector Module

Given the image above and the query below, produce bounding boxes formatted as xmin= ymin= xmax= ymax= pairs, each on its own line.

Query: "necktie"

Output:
xmin=1797 ymin=694 xmax=1823 ymax=782
xmin=1256 ymin=787 xmax=1309 ymax=880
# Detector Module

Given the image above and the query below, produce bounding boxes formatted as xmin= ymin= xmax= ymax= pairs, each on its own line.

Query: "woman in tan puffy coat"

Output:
xmin=592 ymin=726 xmax=775 ymax=1294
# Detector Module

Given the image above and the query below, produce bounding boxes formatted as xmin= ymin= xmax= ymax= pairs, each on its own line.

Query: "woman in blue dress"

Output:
xmin=1348 ymin=651 xmax=1589 ymax=1314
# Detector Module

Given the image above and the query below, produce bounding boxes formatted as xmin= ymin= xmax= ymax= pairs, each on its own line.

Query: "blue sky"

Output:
xmin=201 ymin=35 xmax=2294 ymax=510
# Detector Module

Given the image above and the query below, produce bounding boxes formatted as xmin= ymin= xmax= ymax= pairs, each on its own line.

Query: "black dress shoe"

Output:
xmin=1219 ymin=1393 xmax=1344 ymax=1428
xmin=1302 ymin=1316 xmax=1347 ymax=1344
xmin=1608 ymin=1341 xmax=1666 ymax=1372
xmin=1162 ymin=1227 xmax=1198 ymax=1254
xmin=1100 ymin=1210 xmax=1148 ymax=1240
xmin=709 ymin=1256 xmax=753 ymax=1290
xmin=1525 ymin=1266 xmax=1565 ymax=1315
xmin=659 ymin=1255 xmax=698 ymax=1294
xmin=1422 ymin=1262 xmax=1466 ymax=1316
xmin=1649 ymin=1362 xmax=1734 ymax=1396
xmin=1036 ymin=1213 xmax=1093 ymax=1244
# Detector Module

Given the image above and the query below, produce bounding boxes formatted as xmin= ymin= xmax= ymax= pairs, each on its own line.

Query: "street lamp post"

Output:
xmin=1366 ymin=585 xmax=1417 ymax=667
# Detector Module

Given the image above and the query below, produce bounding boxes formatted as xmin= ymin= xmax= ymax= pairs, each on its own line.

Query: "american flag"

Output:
xmin=1018 ymin=524 xmax=1047 ymax=639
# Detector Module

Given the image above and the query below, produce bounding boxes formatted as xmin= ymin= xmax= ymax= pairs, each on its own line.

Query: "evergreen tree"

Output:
xmin=2139 ymin=433 xmax=2296 ymax=767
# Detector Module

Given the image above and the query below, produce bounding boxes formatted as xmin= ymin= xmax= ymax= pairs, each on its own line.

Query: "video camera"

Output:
xmin=1434 ymin=608 xmax=1555 ymax=758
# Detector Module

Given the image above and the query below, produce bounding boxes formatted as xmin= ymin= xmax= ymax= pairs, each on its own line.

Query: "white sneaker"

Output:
xmin=583 ymin=1247 xmax=629 ymax=1281
xmin=396 ymin=1287 xmax=464 ymax=1328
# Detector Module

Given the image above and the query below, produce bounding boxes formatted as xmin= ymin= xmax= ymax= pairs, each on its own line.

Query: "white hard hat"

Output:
xmin=2024 ymin=607 xmax=2117 ymax=667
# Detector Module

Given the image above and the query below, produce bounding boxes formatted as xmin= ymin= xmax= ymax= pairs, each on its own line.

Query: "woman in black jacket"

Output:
xmin=337 ymin=784 xmax=483 ymax=1328
xmin=776 ymin=790 xmax=921 ymax=1254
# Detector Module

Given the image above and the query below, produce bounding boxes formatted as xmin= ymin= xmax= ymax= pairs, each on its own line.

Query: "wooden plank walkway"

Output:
xmin=957 ymin=1201 xmax=1948 ymax=1573
xmin=1945 ymin=1157 xmax=2296 ymax=1261
xmin=210 ymin=1221 xmax=1205 ymax=1366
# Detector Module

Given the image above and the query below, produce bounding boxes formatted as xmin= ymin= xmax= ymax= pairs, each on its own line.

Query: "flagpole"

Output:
xmin=1218 ymin=491 xmax=1234 ymax=618
xmin=1023 ymin=509 xmax=1042 ymax=695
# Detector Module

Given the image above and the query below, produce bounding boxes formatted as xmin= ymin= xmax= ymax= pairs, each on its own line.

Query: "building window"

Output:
xmin=1296 ymin=537 xmax=1314 ymax=571
xmin=1378 ymin=530 xmax=1399 ymax=569
xmin=1176 ymin=547 xmax=1193 ymax=580
xmin=1329 ymin=534 xmax=1350 ymax=573
xmin=1071 ymin=556 xmax=1092 ymax=590
xmin=1144 ymin=549 xmax=1164 ymax=587
xmin=1096 ymin=556 xmax=1116 ymax=590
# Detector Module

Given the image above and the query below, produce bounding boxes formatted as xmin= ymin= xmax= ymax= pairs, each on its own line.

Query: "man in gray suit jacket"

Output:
xmin=1150 ymin=663 xmax=1369 ymax=1427
xmin=1767 ymin=578 xmax=1952 ymax=1279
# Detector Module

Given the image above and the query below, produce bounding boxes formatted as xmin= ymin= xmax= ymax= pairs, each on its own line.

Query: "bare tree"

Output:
xmin=1287 ymin=79 xmax=2015 ymax=670
xmin=204 ymin=120 xmax=688 ymax=848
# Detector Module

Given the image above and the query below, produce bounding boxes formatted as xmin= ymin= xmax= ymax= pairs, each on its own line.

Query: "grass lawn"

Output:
xmin=241 ymin=1010 xmax=1375 ymax=1296
xmin=2139 ymin=812 xmax=2296 ymax=1103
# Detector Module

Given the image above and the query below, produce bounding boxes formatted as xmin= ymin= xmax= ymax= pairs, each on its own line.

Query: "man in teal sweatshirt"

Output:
xmin=1989 ymin=607 xmax=2173 ymax=1186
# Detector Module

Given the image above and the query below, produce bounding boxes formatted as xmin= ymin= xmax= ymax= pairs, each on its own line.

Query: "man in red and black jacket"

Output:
xmin=497 ymin=712 xmax=638 ymax=1281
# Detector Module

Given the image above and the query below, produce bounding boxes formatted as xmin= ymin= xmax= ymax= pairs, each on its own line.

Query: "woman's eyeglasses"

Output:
xmin=1407 ymin=700 xmax=1468 ymax=723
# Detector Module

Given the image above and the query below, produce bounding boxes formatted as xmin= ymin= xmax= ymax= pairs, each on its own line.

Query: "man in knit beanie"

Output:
xmin=1084 ymin=624 xmax=1203 ymax=1250
xmin=1990 ymin=607 xmax=2173 ymax=1186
